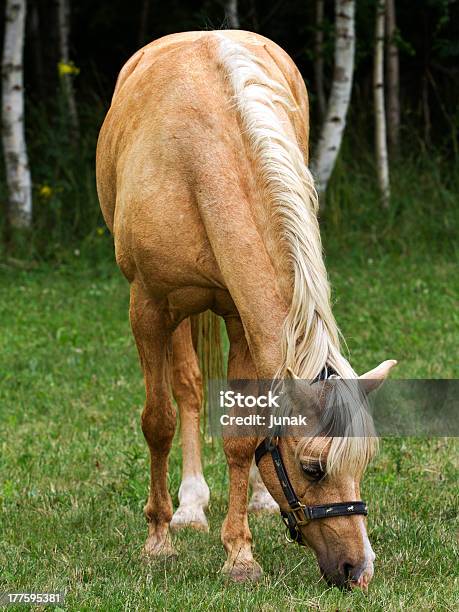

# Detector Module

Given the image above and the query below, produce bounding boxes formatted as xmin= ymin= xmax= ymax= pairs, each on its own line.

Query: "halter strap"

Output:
xmin=255 ymin=438 xmax=299 ymax=508
xmin=255 ymin=437 xmax=368 ymax=545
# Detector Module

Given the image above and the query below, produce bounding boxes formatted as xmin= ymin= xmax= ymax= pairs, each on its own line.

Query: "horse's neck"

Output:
xmin=195 ymin=33 xmax=325 ymax=378
xmin=192 ymin=155 xmax=292 ymax=379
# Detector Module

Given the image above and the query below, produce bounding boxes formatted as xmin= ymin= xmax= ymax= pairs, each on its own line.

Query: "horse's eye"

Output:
xmin=301 ymin=463 xmax=324 ymax=481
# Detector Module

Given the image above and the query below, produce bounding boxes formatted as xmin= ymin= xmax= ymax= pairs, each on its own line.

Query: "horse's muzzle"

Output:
xmin=320 ymin=558 xmax=373 ymax=590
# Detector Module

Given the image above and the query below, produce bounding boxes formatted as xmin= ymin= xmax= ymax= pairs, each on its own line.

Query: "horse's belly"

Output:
xmin=114 ymin=199 xmax=224 ymax=295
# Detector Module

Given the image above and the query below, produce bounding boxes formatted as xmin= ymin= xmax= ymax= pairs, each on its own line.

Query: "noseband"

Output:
xmin=254 ymin=437 xmax=368 ymax=546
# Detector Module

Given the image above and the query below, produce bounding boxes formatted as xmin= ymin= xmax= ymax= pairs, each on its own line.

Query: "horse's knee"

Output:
xmin=141 ymin=397 xmax=176 ymax=449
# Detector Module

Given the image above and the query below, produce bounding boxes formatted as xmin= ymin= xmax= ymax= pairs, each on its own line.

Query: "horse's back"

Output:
xmin=96 ymin=31 xmax=309 ymax=291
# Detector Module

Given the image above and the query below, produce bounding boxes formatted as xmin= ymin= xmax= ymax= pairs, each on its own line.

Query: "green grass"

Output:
xmin=0 ymin=249 xmax=458 ymax=611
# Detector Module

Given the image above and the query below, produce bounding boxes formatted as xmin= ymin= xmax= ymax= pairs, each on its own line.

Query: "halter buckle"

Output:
xmin=289 ymin=504 xmax=311 ymax=526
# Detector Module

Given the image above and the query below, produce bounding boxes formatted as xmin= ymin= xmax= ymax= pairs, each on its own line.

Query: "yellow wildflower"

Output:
xmin=39 ymin=184 xmax=53 ymax=199
xmin=96 ymin=227 xmax=105 ymax=236
xmin=58 ymin=61 xmax=80 ymax=77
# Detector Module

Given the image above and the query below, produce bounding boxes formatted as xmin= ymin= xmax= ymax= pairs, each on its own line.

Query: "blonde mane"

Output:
xmin=217 ymin=34 xmax=377 ymax=476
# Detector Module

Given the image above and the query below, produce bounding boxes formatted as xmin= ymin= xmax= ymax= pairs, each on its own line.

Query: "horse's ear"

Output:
xmin=359 ymin=360 xmax=397 ymax=393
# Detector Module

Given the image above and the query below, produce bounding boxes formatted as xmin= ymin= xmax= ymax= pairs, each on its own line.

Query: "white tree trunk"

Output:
xmin=226 ymin=0 xmax=240 ymax=29
xmin=57 ymin=0 xmax=79 ymax=135
xmin=314 ymin=0 xmax=326 ymax=119
xmin=312 ymin=0 xmax=356 ymax=199
xmin=386 ymin=0 xmax=400 ymax=153
xmin=374 ymin=0 xmax=390 ymax=207
xmin=2 ymin=0 xmax=32 ymax=229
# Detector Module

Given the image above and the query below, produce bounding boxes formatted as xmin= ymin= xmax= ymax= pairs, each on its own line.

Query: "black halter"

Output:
xmin=255 ymin=438 xmax=368 ymax=545
xmin=254 ymin=367 xmax=368 ymax=546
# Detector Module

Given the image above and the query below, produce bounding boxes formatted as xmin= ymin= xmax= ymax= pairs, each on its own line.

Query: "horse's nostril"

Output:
xmin=322 ymin=559 xmax=369 ymax=589
xmin=340 ymin=560 xmax=365 ymax=583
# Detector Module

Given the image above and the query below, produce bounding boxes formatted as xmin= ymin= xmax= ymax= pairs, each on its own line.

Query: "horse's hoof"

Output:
xmin=170 ymin=505 xmax=209 ymax=532
xmin=142 ymin=533 xmax=177 ymax=560
xmin=222 ymin=560 xmax=263 ymax=582
xmin=248 ymin=492 xmax=279 ymax=514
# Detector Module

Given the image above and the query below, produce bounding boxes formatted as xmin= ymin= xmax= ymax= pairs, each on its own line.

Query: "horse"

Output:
xmin=96 ymin=30 xmax=397 ymax=589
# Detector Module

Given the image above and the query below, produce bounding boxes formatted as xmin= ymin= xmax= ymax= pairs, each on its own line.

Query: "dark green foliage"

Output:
xmin=26 ymin=97 xmax=105 ymax=256
xmin=323 ymin=133 xmax=458 ymax=256
xmin=0 ymin=0 xmax=457 ymax=258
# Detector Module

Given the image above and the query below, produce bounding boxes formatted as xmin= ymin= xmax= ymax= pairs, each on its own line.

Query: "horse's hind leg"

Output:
xmin=170 ymin=318 xmax=209 ymax=532
xmin=129 ymin=282 xmax=177 ymax=558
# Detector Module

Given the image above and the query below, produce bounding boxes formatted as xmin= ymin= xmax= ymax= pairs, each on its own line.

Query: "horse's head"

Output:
xmin=257 ymin=360 xmax=397 ymax=590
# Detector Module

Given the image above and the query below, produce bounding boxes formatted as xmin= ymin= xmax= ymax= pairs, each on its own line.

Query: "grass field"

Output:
xmin=0 ymin=247 xmax=458 ymax=611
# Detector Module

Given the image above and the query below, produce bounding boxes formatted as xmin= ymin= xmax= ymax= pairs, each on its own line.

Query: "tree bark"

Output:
xmin=312 ymin=0 xmax=356 ymax=200
xmin=314 ymin=0 xmax=326 ymax=120
xmin=2 ymin=0 xmax=32 ymax=229
xmin=57 ymin=0 xmax=79 ymax=136
xmin=386 ymin=0 xmax=400 ymax=153
xmin=374 ymin=0 xmax=390 ymax=207
xmin=225 ymin=0 xmax=240 ymax=29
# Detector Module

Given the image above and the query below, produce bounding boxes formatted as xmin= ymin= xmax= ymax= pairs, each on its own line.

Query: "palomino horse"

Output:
xmin=96 ymin=30 xmax=396 ymax=588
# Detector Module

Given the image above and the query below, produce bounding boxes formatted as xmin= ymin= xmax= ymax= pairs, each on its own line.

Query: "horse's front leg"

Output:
xmin=221 ymin=316 xmax=262 ymax=581
xmin=221 ymin=436 xmax=262 ymax=581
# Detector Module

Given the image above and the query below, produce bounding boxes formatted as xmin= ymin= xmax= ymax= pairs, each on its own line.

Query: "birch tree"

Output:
xmin=312 ymin=0 xmax=356 ymax=199
xmin=225 ymin=0 xmax=240 ymax=29
xmin=386 ymin=0 xmax=400 ymax=153
xmin=374 ymin=0 xmax=390 ymax=207
xmin=2 ymin=0 xmax=32 ymax=229
xmin=314 ymin=0 xmax=326 ymax=119
xmin=57 ymin=0 xmax=79 ymax=136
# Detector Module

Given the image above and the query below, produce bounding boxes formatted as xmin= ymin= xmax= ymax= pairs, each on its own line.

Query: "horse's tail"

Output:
xmin=192 ymin=311 xmax=225 ymax=416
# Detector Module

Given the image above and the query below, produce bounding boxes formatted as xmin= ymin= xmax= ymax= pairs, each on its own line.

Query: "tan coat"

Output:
xmin=97 ymin=31 xmax=395 ymax=588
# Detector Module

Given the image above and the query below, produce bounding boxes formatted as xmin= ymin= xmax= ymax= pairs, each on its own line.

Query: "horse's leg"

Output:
xmin=129 ymin=282 xmax=177 ymax=558
xmin=221 ymin=316 xmax=262 ymax=582
xmin=170 ymin=318 xmax=209 ymax=532
xmin=248 ymin=461 xmax=279 ymax=514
